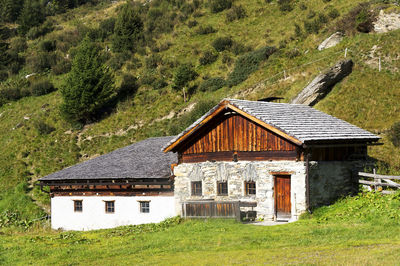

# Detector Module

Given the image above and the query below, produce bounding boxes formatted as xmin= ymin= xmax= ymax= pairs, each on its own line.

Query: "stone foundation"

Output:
xmin=174 ymin=161 xmax=307 ymax=221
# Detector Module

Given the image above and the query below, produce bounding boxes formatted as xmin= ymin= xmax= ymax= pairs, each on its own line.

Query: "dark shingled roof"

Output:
xmin=163 ymin=99 xmax=380 ymax=150
xmin=40 ymin=136 xmax=177 ymax=181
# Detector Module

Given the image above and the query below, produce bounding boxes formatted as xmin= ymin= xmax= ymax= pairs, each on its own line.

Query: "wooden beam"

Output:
xmin=359 ymin=172 xmax=400 ymax=180
xmin=226 ymin=103 xmax=303 ymax=146
xmin=163 ymin=101 xmax=229 ymax=152
xmin=359 ymin=180 xmax=400 ymax=188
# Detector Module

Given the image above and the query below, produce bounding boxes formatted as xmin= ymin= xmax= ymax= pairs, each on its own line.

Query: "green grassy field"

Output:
xmin=1 ymin=192 xmax=400 ymax=265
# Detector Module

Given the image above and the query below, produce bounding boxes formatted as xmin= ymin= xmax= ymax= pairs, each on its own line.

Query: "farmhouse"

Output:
xmin=163 ymin=99 xmax=380 ymax=221
xmin=39 ymin=136 xmax=177 ymax=231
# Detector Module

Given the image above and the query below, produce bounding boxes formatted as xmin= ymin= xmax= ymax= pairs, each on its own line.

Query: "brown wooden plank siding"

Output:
xmin=180 ymin=114 xmax=298 ymax=156
xmin=180 ymin=151 xmax=299 ymax=163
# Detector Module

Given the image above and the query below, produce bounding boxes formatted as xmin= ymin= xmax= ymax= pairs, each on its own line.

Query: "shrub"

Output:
xmin=199 ymin=77 xmax=225 ymax=92
xmin=30 ymin=80 xmax=55 ymax=96
xmin=278 ymin=0 xmax=293 ymax=12
xmin=335 ymin=3 xmax=375 ymax=35
xmin=231 ymin=41 xmax=251 ymax=55
xmin=212 ymin=36 xmax=233 ymax=52
xmin=9 ymin=37 xmax=27 ymax=54
xmin=34 ymin=120 xmax=55 ymax=135
xmin=294 ymin=23 xmax=303 ymax=38
xmin=52 ymin=58 xmax=71 ymax=75
xmin=187 ymin=20 xmax=198 ymax=28
xmin=99 ymin=17 xmax=116 ymax=40
xmin=328 ymin=8 xmax=340 ymax=19
xmin=389 ymin=122 xmax=400 ymax=148
xmin=226 ymin=5 xmax=246 ymax=22
xmin=199 ymin=50 xmax=218 ymax=65
xmin=26 ymin=21 xmax=54 ymax=40
xmin=145 ymin=54 xmax=162 ymax=69
xmin=222 ymin=53 xmax=233 ymax=65
xmin=227 ymin=46 xmax=276 ymax=87
xmin=0 ymin=70 xmax=8 ymax=81
xmin=39 ymin=39 xmax=56 ymax=52
xmin=196 ymin=25 xmax=217 ymax=35
xmin=210 ymin=0 xmax=233 ymax=13
xmin=286 ymin=48 xmax=300 ymax=58
xmin=26 ymin=52 xmax=57 ymax=73
xmin=152 ymin=78 xmax=168 ymax=90
xmin=304 ymin=14 xmax=328 ymax=34
xmin=119 ymin=74 xmax=138 ymax=98
xmin=108 ymin=52 xmax=131 ymax=70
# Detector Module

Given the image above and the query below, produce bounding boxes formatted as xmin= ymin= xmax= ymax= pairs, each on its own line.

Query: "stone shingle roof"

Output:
xmin=39 ymin=136 xmax=177 ymax=181
xmin=163 ymin=99 xmax=379 ymax=151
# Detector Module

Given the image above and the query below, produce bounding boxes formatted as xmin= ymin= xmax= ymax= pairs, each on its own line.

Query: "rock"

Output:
xmin=374 ymin=10 xmax=400 ymax=33
xmin=23 ymin=116 xmax=30 ymax=120
xmin=291 ymin=59 xmax=354 ymax=106
xmin=317 ymin=32 xmax=344 ymax=51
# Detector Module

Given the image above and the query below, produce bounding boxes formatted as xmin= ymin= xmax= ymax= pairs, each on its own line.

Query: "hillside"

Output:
xmin=0 ymin=0 xmax=400 ymax=223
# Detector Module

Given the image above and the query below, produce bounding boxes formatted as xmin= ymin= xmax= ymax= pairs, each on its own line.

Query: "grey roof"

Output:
xmin=40 ymin=136 xmax=177 ymax=181
xmin=164 ymin=99 xmax=379 ymax=150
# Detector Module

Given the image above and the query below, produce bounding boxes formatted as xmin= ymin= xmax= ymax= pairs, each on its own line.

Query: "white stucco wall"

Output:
xmin=51 ymin=196 xmax=176 ymax=231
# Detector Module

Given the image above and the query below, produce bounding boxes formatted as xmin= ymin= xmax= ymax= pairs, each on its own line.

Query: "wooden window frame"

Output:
xmin=217 ymin=181 xmax=228 ymax=196
xmin=245 ymin=181 xmax=256 ymax=195
xmin=105 ymin=201 xmax=115 ymax=213
xmin=191 ymin=181 xmax=202 ymax=196
xmin=73 ymin=200 xmax=83 ymax=212
xmin=139 ymin=201 xmax=150 ymax=213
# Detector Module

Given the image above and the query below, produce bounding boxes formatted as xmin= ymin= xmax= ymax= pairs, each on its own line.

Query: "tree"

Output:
xmin=173 ymin=64 xmax=198 ymax=102
xmin=112 ymin=3 xmax=143 ymax=52
xmin=60 ymin=37 xmax=116 ymax=124
xmin=17 ymin=0 xmax=45 ymax=35
xmin=0 ymin=0 xmax=24 ymax=23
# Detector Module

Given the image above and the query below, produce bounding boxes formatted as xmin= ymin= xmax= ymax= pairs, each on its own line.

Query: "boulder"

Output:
xmin=317 ymin=32 xmax=344 ymax=51
xmin=291 ymin=59 xmax=353 ymax=106
xmin=374 ymin=10 xmax=400 ymax=33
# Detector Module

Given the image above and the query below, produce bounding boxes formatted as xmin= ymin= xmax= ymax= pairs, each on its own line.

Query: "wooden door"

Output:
xmin=274 ymin=175 xmax=291 ymax=220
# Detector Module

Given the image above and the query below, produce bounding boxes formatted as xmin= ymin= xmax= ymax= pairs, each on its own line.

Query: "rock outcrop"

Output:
xmin=291 ymin=59 xmax=353 ymax=106
xmin=317 ymin=32 xmax=344 ymax=51
xmin=374 ymin=10 xmax=400 ymax=33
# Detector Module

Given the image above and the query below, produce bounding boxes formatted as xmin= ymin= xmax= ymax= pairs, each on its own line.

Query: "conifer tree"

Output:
xmin=112 ymin=3 xmax=143 ymax=52
xmin=17 ymin=0 xmax=45 ymax=35
xmin=60 ymin=37 xmax=116 ymax=124
xmin=0 ymin=0 xmax=24 ymax=23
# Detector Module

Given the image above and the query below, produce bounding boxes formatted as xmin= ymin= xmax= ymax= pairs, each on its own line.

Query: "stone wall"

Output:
xmin=173 ymin=161 xmax=307 ymax=221
xmin=308 ymin=161 xmax=363 ymax=208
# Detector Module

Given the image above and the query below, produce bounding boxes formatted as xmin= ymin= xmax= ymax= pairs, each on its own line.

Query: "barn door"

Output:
xmin=274 ymin=175 xmax=291 ymax=220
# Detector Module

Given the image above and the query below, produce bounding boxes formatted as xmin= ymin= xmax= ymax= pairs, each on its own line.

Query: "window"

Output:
xmin=245 ymin=182 xmax=256 ymax=195
xmin=140 ymin=201 xmax=150 ymax=213
xmin=105 ymin=201 xmax=115 ymax=213
xmin=74 ymin=200 xmax=82 ymax=212
xmin=217 ymin=181 xmax=228 ymax=195
xmin=191 ymin=181 xmax=202 ymax=196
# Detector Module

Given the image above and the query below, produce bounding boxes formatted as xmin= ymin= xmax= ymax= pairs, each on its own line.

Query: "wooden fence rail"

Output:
xmin=359 ymin=170 xmax=400 ymax=194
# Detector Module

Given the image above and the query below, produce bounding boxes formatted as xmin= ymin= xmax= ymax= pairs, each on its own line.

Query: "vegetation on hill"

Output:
xmin=0 ymin=0 xmax=400 ymax=225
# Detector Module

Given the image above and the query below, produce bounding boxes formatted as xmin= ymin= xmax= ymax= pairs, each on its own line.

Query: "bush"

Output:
xmin=26 ymin=52 xmax=57 ymax=73
xmin=335 ymin=3 xmax=375 ymax=35
xmin=328 ymin=8 xmax=340 ymax=19
xmin=9 ymin=37 xmax=27 ymax=54
xmin=389 ymin=122 xmax=400 ymax=147
xmin=227 ymin=46 xmax=276 ymax=87
xmin=52 ymin=58 xmax=71 ymax=75
xmin=34 ymin=120 xmax=55 ymax=135
xmin=26 ymin=21 xmax=54 ymax=40
xmin=152 ymin=78 xmax=168 ymax=90
xmin=30 ymin=80 xmax=55 ymax=96
xmin=99 ymin=17 xmax=116 ymax=40
xmin=0 ymin=70 xmax=8 ymax=81
xmin=212 ymin=36 xmax=233 ymax=52
xmin=108 ymin=52 xmax=131 ymax=70
xmin=119 ymin=74 xmax=138 ymax=98
xmin=278 ymin=0 xmax=293 ymax=12
xmin=231 ymin=41 xmax=251 ymax=55
xmin=304 ymin=14 xmax=328 ymax=34
xmin=210 ymin=0 xmax=233 ymax=13
xmin=199 ymin=77 xmax=225 ymax=92
xmin=222 ymin=53 xmax=233 ymax=65
xmin=145 ymin=54 xmax=162 ymax=69
xmin=226 ymin=5 xmax=246 ymax=22
xmin=196 ymin=25 xmax=217 ymax=35
xmin=188 ymin=20 xmax=198 ymax=28
xmin=39 ymin=39 xmax=56 ymax=52
xmin=199 ymin=50 xmax=218 ymax=65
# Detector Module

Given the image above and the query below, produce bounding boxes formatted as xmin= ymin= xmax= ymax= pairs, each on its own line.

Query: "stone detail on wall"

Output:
xmin=174 ymin=161 xmax=307 ymax=221
xmin=308 ymin=161 xmax=364 ymax=208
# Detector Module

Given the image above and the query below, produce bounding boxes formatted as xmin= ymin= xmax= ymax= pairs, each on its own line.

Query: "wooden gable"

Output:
xmin=176 ymin=111 xmax=301 ymax=163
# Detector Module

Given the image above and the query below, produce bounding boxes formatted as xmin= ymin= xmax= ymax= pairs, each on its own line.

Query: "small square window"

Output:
xmin=105 ymin=201 xmax=115 ymax=213
xmin=217 ymin=181 xmax=228 ymax=195
xmin=245 ymin=182 xmax=256 ymax=195
xmin=140 ymin=201 xmax=150 ymax=213
xmin=191 ymin=181 xmax=202 ymax=196
xmin=74 ymin=200 xmax=82 ymax=212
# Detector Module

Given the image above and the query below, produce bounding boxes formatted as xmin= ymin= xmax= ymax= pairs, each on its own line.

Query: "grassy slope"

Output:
xmin=1 ymin=192 xmax=400 ymax=265
xmin=1 ymin=0 xmax=400 ymax=219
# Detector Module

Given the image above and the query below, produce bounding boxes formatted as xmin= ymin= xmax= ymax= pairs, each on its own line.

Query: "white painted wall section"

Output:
xmin=51 ymin=196 xmax=176 ymax=231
